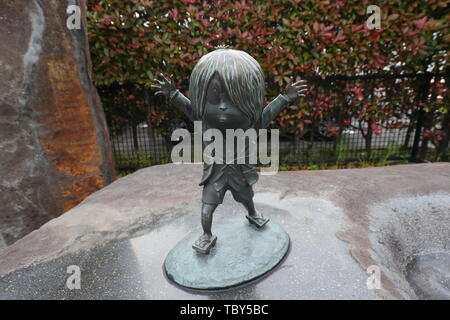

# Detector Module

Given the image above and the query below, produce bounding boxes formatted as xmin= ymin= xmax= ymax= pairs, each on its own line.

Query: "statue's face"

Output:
xmin=203 ymin=73 xmax=251 ymax=130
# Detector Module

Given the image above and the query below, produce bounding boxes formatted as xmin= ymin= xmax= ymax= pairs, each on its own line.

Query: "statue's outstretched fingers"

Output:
xmin=159 ymin=73 xmax=171 ymax=83
xmin=292 ymin=80 xmax=307 ymax=86
xmin=150 ymin=78 xmax=163 ymax=85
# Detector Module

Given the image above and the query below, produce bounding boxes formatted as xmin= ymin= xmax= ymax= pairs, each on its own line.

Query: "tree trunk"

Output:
xmin=436 ymin=111 xmax=450 ymax=161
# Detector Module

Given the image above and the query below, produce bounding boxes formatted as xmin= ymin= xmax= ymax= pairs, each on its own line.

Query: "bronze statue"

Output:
xmin=153 ymin=47 xmax=306 ymax=254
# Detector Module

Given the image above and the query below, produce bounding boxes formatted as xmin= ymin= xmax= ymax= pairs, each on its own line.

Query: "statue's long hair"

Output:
xmin=189 ymin=48 xmax=265 ymax=125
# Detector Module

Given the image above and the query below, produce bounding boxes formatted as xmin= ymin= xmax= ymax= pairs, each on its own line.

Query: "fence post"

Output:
xmin=410 ymin=74 xmax=431 ymax=161
xmin=436 ymin=68 xmax=450 ymax=161
xmin=411 ymin=108 xmax=424 ymax=161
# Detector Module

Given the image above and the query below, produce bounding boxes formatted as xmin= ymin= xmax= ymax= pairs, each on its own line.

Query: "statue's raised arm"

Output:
xmin=260 ymin=79 xmax=308 ymax=128
xmin=151 ymin=73 xmax=194 ymax=122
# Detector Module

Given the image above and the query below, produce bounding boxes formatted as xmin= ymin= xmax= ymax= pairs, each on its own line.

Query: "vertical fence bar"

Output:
xmin=411 ymin=74 xmax=431 ymax=161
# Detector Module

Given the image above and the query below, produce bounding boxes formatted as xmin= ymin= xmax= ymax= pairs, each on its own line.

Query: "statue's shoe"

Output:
xmin=246 ymin=214 xmax=270 ymax=228
xmin=192 ymin=235 xmax=217 ymax=254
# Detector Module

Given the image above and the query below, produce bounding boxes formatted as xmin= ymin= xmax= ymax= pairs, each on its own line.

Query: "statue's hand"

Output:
xmin=284 ymin=79 xmax=308 ymax=102
xmin=151 ymin=73 xmax=176 ymax=98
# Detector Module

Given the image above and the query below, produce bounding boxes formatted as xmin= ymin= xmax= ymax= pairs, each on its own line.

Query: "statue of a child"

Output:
xmin=153 ymin=47 xmax=307 ymax=254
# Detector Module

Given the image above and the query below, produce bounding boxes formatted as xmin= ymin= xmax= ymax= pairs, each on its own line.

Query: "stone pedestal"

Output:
xmin=0 ymin=163 xmax=449 ymax=299
xmin=164 ymin=218 xmax=290 ymax=290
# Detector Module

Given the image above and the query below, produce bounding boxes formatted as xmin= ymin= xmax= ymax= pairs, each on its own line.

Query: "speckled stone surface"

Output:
xmin=0 ymin=163 xmax=449 ymax=299
xmin=406 ymin=252 xmax=450 ymax=300
xmin=164 ymin=218 xmax=290 ymax=290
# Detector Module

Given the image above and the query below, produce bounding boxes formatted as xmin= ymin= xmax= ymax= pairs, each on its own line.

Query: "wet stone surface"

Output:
xmin=406 ymin=252 xmax=450 ymax=300
xmin=368 ymin=194 xmax=450 ymax=299
xmin=0 ymin=193 xmax=375 ymax=299
xmin=1 ymin=163 xmax=449 ymax=299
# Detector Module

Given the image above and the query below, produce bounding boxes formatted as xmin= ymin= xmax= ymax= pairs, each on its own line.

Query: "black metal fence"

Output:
xmin=99 ymin=72 xmax=449 ymax=174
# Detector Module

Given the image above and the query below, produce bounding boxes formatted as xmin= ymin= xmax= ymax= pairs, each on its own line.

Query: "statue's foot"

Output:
xmin=246 ymin=212 xmax=270 ymax=228
xmin=192 ymin=234 xmax=217 ymax=254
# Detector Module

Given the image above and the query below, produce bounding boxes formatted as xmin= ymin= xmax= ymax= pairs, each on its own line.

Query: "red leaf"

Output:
xmin=353 ymin=87 xmax=364 ymax=100
xmin=413 ymin=16 xmax=428 ymax=29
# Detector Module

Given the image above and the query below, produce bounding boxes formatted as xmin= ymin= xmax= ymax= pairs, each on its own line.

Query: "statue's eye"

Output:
xmin=207 ymin=83 xmax=220 ymax=104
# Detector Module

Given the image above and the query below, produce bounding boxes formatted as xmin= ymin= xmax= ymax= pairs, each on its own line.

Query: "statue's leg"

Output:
xmin=193 ymin=179 xmax=226 ymax=253
xmin=192 ymin=203 xmax=218 ymax=254
xmin=232 ymin=186 xmax=270 ymax=228
xmin=201 ymin=203 xmax=217 ymax=237
xmin=241 ymin=198 xmax=257 ymax=216
xmin=240 ymin=199 xmax=269 ymax=228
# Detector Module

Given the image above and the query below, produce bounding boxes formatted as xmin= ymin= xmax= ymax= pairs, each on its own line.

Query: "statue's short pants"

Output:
xmin=202 ymin=182 xmax=254 ymax=205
